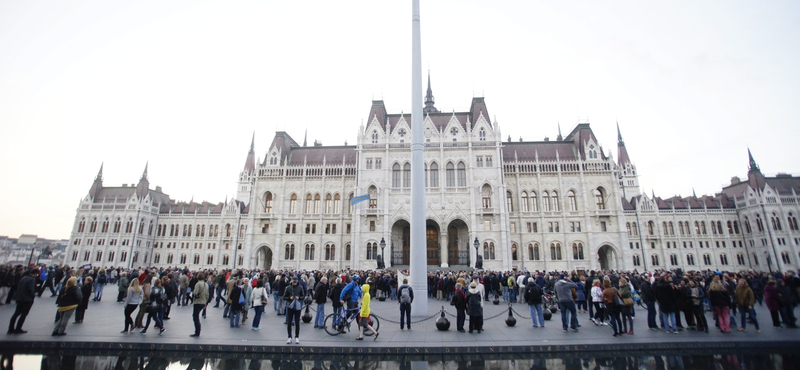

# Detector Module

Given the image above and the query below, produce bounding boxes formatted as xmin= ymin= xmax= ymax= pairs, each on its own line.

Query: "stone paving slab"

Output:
xmin=1 ymin=294 xmax=798 ymax=355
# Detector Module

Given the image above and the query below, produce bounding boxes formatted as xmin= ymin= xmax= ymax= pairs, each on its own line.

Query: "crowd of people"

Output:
xmin=2 ymin=262 xmax=799 ymax=342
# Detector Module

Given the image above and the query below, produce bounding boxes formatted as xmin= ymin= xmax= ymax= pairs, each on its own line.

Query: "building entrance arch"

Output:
xmin=597 ymin=244 xmax=617 ymax=271
xmin=390 ymin=219 xmax=440 ymax=266
xmin=446 ymin=219 xmax=469 ymax=266
xmin=255 ymin=245 xmax=273 ymax=270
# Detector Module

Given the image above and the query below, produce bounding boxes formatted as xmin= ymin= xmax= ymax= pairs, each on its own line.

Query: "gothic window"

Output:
xmin=717 ymin=221 xmax=723 ymax=235
xmin=289 ymin=194 xmax=297 ymax=214
xmin=651 ymin=254 xmax=659 ymax=266
xmin=403 ymin=163 xmax=411 ymax=188
xmin=78 ymin=218 xmax=86 ymax=233
xmin=120 ymin=251 xmax=127 ymax=262
xmin=530 ymin=191 xmax=538 ymax=212
xmin=114 ymin=218 xmax=121 ymax=233
xmin=626 ymin=222 xmax=632 ymax=236
xmin=305 ymin=243 xmax=315 ymax=260
xmin=429 ymin=162 xmax=439 ymax=187
xmin=479 ymin=128 xmax=486 ymax=141
xmin=694 ymin=221 xmax=700 ymax=235
xmin=511 ymin=243 xmax=518 ymax=260
xmin=285 ymin=244 xmax=295 ymax=260
xmin=670 ymin=254 xmax=678 ymax=266
xmin=446 ymin=162 xmax=455 ymax=187
xmin=568 ymin=190 xmax=578 ymax=211
xmin=371 ymin=130 xmax=378 ymax=144
xmin=648 ymin=221 xmax=655 ymax=236
xmin=179 ymin=254 xmax=187 ymax=264
xmin=207 ymin=254 xmax=214 ymax=265
xmin=632 ymin=255 xmax=640 ymax=266
xmin=108 ymin=251 xmax=115 ymax=262
xmin=542 ymin=191 xmax=550 ymax=212
xmin=393 ymin=163 xmax=402 ymax=188
xmin=139 ymin=218 xmax=145 ymax=234
xmin=771 ymin=213 xmax=782 ymax=231
xmin=375 ymin=159 xmax=381 ymax=169
xmin=483 ymin=242 xmax=496 ymax=260
xmin=154 ymin=253 xmax=161 ymax=264
xmin=226 ymin=224 xmax=231 ymax=237
xmin=457 ymin=162 xmax=466 ymax=186
xmin=269 ymin=152 xmax=278 ymax=166
xmin=669 ymin=222 xmax=675 ymax=235
xmin=595 ymin=188 xmax=606 ymax=210
xmin=720 ymin=254 xmax=729 ymax=266
xmin=264 ymin=192 xmax=273 ymax=213
xmin=167 ymin=253 xmax=174 ymax=264
xmin=744 ymin=217 xmax=751 ymax=233
xmin=313 ymin=194 xmax=321 ymax=214
xmin=90 ymin=218 xmax=97 ymax=233
xmin=348 ymin=193 xmax=354 ymax=214
xmin=95 ymin=251 xmax=102 ymax=262
xmin=196 ymin=224 xmax=201 ymax=237
xmin=703 ymin=254 xmax=712 ymax=266
xmin=366 ymin=159 xmax=372 ymax=169
xmin=755 ymin=214 xmax=764 ymax=232
xmin=686 ymin=254 xmax=695 ymax=265
xmin=451 ymin=127 xmax=458 ymax=137
xmin=529 ymin=243 xmax=540 ymax=260
xmin=325 ymin=194 xmax=332 ymax=213
xmin=305 ymin=194 xmax=313 ymax=214
xmin=550 ymin=243 xmax=562 ymax=260
xmin=632 ymin=222 xmax=638 ymax=236
xmin=572 ymin=243 xmax=584 ymax=260
xmin=521 ymin=192 xmax=529 ymax=212
xmin=333 ymin=193 xmax=341 ymax=213
xmin=325 ymin=244 xmax=335 ymax=261
xmin=222 ymin=255 xmax=229 ymax=265
xmin=781 ymin=251 xmax=791 ymax=264
xmin=126 ymin=218 xmax=133 ymax=233
xmin=345 ymin=243 xmax=351 ymax=261
xmin=486 ymin=156 xmax=492 ymax=167
xmin=366 ymin=242 xmax=378 ymax=260
xmin=736 ymin=254 xmax=746 ymax=265
xmin=663 ymin=222 xmax=669 ymax=235
xmin=551 ymin=191 xmax=560 ymax=212
xmin=193 ymin=254 xmax=200 ymax=265
xmin=398 ymin=128 xmax=406 ymax=138
xmin=476 ymin=157 xmax=483 ymax=167
xmin=239 ymin=225 xmax=246 ymax=238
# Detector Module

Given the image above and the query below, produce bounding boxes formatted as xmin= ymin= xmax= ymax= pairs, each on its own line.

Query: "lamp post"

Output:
xmin=473 ymin=237 xmax=479 ymax=268
xmin=765 ymin=251 xmax=772 ymax=273
xmin=379 ymin=237 xmax=386 ymax=269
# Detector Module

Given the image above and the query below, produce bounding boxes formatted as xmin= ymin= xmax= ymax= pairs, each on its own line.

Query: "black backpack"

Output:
xmin=525 ymin=284 xmax=541 ymax=304
xmin=97 ymin=274 xmax=107 ymax=284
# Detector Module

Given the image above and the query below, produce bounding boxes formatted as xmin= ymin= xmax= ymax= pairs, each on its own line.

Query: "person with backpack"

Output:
xmin=466 ymin=282 xmax=484 ymax=333
xmin=93 ymin=269 xmax=107 ymax=301
xmin=398 ymin=278 xmax=414 ymax=330
xmin=339 ymin=274 xmax=363 ymax=320
xmin=525 ymin=279 xmax=545 ymax=328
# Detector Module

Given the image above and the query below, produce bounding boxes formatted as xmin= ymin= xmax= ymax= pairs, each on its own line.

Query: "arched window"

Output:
xmin=314 ymin=194 xmax=321 ymax=214
xmin=595 ymin=188 xmax=606 ymax=210
xmin=542 ymin=191 xmax=550 ymax=212
xmin=348 ymin=192 xmax=354 ymax=214
xmin=289 ymin=194 xmax=297 ymax=214
xmin=568 ymin=190 xmax=578 ymax=211
xmin=669 ymin=222 xmax=674 ymax=235
xmin=670 ymin=254 xmax=678 ymax=266
xmin=193 ymin=254 xmax=200 ymax=265
xmin=711 ymin=221 xmax=718 ymax=235
xmin=679 ymin=222 xmax=685 ymax=236
xmin=632 ymin=222 xmax=638 ymax=236
xmin=529 ymin=243 xmax=540 ymax=260
xmin=225 ymin=224 xmax=231 ymax=237
xmin=239 ymin=225 xmax=246 ymax=238
xmin=648 ymin=221 xmax=655 ymax=235
xmin=551 ymin=191 xmax=559 ymax=212
xmin=626 ymin=222 xmax=632 ymax=236
xmin=549 ymin=243 xmax=562 ymax=260
xmin=366 ymin=242 xmax=378 ymax=260
xmin=572 ymin=243 xmax=584 ymax=260
xmin=479 ymin=128 xmax=486 ymax=141
xmin=771 ymin=213 xmax=782 ymax=231
xmin=371 ymin=130 xmax=378 ymax=144
xmin=179 ymin=254 xmax=187 ymax=264
xmin=530 ymin=191 xmax=538 ymax=212
xmin=333 ymin=193 xmax=341 ymax=213
xmin=126 ymin=218 xmax=133 ymax=233
xmin=304 ymin=243 xmax=315 ymax=260
xmin=429 ymin=162 xmax=439 ymax=187
xmin=703 ymin=254 xmax=712 ymax=266
xmin=686 ymin=254 xmax=695 ymax=265
xmin=684 ymin=221 xmax=691 ymax=235
xmin=139 ymin=218 xmax=145 ymax=234
xmin=694 ymin=221 xmax=700 ymax=235
xmin=744 ymin=217 xmax=751 ymax=233
xmin=305 ymin=194 xmax=313 ymax=214
xmin=392 ymin=163 xmax=402 ymax=188
xmin=78 ymin=218 xmax=86 ymax=233
xmin=483 ymin=242 xmax=496 ymax=260
xmin=207 ymin=254 xmax=214 ymax=265
xmin=285 ymin=244 xmax=295 ymax=260
xmin=153 ymin=253 xmax=160 ymax=264
xmin=736 ymin=254 xmax=746 ymax=265
xmin=788 ymin=213 xmax=799 ymax=231
xmin=403 ymin=163 xmax=411 ymax=188
xmin=446 ymin=162 xmax=455 ymax=187
xmin=89 ymin=218 xmax=97 ymax=233
xmin=720 ymin=254 xmax=729 ymax=266
xmin=222 ymin=255 xmax=230 ymax=265
xmin=167 ymin=253 xmax=174 ymax=264
xmin=114 ymin=218 xmax=121 ymax=233
xmin=717 ymin=221 xmax=723 ymax=235
xmin=755 ymin=214 xmax=764 ymax=232
xmin=733 ymin=221 xmax=740 ymax=234
xmin=481 ymin=185 xmax=493 ymax=209
xmin=264 ymin=192 xmax=273 ymax=213
xmin=95 ymin=250 xmax=102 ymax=262
xmin=663 ymin=222 xmax=669 ymax=235
xmin=632 ymin=255 xmax=640 ymax=266
xmin=651 ymin=254 xmax=659 ymax=266
xmin=511 ymin=243 xmax=518 ymax=260
xmin=102 ymin=218 xmax=109 ymax=233
xmin=345 ymin=243 xmax=351 ymax=261
xmin=325 ymin=243 xmax=336 ymax=261
xmin=457 ymin=162 xmax=466 ymax=187
xmin=520 ymin=192 xmax=529 ymax=212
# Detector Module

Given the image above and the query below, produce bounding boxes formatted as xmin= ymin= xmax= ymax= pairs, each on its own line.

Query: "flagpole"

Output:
xmin=409 ymin=0 xmax=427 ymax=316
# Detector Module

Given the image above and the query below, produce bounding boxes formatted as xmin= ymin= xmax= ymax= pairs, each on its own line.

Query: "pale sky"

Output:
xmin=1 ymin=1 xmax=799 ymax=240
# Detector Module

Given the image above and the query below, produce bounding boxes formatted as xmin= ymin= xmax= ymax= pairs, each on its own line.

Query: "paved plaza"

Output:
xmin=2 ymin=293 xmax=798 ymax=355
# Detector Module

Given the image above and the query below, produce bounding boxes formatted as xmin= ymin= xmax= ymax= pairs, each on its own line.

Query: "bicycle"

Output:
xmin=323 ymin=306 xmax=380 ymax=336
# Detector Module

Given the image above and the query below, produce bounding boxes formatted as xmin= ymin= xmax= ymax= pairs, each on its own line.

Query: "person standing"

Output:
xmin=74 ymin=276 xmax=92 ymax=323
xmin=708 ymin=278 xmax=731 ymax=333
xmin=554 ymin=274 xmax=579 ymax=332
xmin=688 ymin=279 xmax=709 ymax=333
xmin=329 ymin=277 xmax=345 ymax=320
xmin=313 ymin=277 xmax=328 ymax=329
xmin=451 ymin=282 xmax=467 ymax=332
xmin=178 ymin=272 xmax=189 ymax=306
xmin=735 ymin=279 xmax=759 ymax=332
xmin=53 ymin=277 xmax=81 ymax=336
xmin=116 ymin=272 xmax=129 ymax=302
xmin=251 ymin=279 xmax=267 ymax=331
xmin=189 ymin=272 xmax=208 ymax=337
xmin=654 ymin=274 xmax=678 ymax=333
xmin=7 ymin=268 xmax=38 ymax=334
xmin=639 ymin=275 xmax=658 ymax=330
xmin=356 ymin=283 xmax=378 ymax=340
xmin=466 ymin=282 xmax=484 ymax=333
xmin=228 ymin=280 xmax=244 ymax=327
xmin=284 ymin=276 xmax=305 ymax=344
xmin=397 ymin=278 xmax=414 ymax=330
xmin=524 ymin=279 xmax=545 ymax=328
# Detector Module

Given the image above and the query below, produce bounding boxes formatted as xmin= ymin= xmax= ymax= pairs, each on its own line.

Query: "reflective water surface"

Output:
xmin=0 ymin=351 xmax=797 ymax=370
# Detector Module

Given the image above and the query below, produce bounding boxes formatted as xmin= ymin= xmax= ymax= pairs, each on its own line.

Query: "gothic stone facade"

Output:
xmin=65 ymin=97 xmax=800 ymax=273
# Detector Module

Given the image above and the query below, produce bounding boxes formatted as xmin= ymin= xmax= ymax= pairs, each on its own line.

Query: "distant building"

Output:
xmin=63 ymin=78 xmax=800 ymax=273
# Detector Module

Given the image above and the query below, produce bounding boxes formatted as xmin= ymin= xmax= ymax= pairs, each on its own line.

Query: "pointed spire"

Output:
xmin=243 ymin=134 xmax=256 ymax=173
xmin=616 ymin=122 xmax=631 ymax=167
xmin=746 ymin=148 xmax=767 ymax=192
xmin=89 ymin=162 xmax=104 ymax=200
xmin=303 ymin=128 xmax=307 ymax=147
xmin=96 ymin=162 xmax=104 ymax=180
xmin=652 ymin=189 xmax=656 ymax=199
xmin=748 ymin=147 xmax=760 ymax=173
xmin=136 ymin=162 xmax=150 ymax=200
xmin=557 ymin=121 xmax=563 ymax=141
xmin=249 ymin=132 xmax=255 ymax=153
xmin=692 ymin=188 xmax=697 ymax=198
xmin=617 ymin=121 xmax=624 ymax=145
xmin=141 ymin=162 xmax=148 ymax=181
xmin=423 ymin=70 xmax=439 ymax=113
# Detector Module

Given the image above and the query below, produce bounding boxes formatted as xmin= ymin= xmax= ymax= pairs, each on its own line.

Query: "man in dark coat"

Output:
xmin=7 ymin=268 xmax=38 ymax=334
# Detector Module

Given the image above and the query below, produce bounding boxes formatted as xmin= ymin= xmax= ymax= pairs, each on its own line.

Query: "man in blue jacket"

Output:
xmin=339 ymin=274 xmax=363 ymax=319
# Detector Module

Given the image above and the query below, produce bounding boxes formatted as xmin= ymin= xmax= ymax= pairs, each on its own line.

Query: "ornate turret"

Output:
xmin=616 ymin=123 xmax=640 ymax=198
xmin=423 ymin=71 xmax=439 ymax=113
xmin=617 ymin=122 xmax=631 ymax=167
xmin=136 ymin=162 xmax=149 ymax=200
xmin=89 ymin=163 xmax=103 ymax=200
xmin=243 ymin=132 xmax=256 ymax=174
xmin=746 ymin=148 xmax=767 ymax=192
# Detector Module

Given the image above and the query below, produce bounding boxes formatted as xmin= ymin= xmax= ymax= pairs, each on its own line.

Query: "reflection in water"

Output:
xmin=2 ymin=352 xmax=798 ymax=370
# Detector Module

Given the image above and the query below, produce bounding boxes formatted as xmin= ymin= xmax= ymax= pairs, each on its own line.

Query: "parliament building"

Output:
xmin=65 ymin=79 xmax=800 ymax=273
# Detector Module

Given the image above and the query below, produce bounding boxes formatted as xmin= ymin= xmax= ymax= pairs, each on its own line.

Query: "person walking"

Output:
xmin=134 ymin=276 xmax=152 ymax=329
xmin=284 ymin=276 xmax=305 ymax=344
xmin=339 ymin=275 xmax=363 ymax=320
xmin=735 ymin=279 xmax=759 ymax=332
xmin=554 ymin=274 xmax=579 ymax=332
xmin=53 ymin=277 xmax=81 ymax=336
xmin=141 ymin=279 xmax=166 ymax=336
xmin=7 ymin=268 xmax=38 ymax=335
xmin=272 ymin=276 xmax=282 ymax=312
xmin=74 ymin=276 xmax=92 ymax=323
xmin=190 ymin=272 xmax=208 ymax=337
xmin=397 ymin=278 xmax=414 ymax=330
xmin=524 ymin=279 xmax=545 ymax=328
xmin=313 ymin=277 xmax=328 ymax=329
xmin=228 ymin=280 xmax=244 ymax=328
xmin=251 ymin=279 xmax=268 ymax=331
xmin=602 ymin=279 xmax=623 ymax=337
xmin=590 ymin=280 xmax=605 ymax=325
xmin=116 ymin=272 xmax=129 ymax=303
xmin=708 ymin=278 xmax=732 ymax=333
xmin=764 ymin=279 xmax=783 ymax=328
xmin=466 ymin=282 xmax=484 ymax=333
xmin=451 ymin=282 xmax=467 ymax=332
xmin=121 ymin=278 xmax=143 ymax=333
xmin=356 ymin=283 xmax=378 ymax=340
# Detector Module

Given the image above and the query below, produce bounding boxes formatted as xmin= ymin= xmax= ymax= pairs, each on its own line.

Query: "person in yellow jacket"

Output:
xmin=357 ymin=283 xmax=379 ymax=340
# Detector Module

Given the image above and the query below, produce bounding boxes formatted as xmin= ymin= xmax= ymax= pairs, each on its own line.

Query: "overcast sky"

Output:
xmin=2 ymin=1 xmax=799 ymax=240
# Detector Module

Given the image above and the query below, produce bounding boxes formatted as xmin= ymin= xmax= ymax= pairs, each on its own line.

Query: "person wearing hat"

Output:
xmin=466 ymin=282 xmax=484 ymax=333
xmin=339 ymin=274 xmax=363 ymax=320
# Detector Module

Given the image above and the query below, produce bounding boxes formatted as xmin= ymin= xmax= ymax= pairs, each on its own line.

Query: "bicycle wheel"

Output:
xmin=363 ymin=315 xmax=380 ymax=336
xmin=324 ymin=313 xmax=345 ymax=336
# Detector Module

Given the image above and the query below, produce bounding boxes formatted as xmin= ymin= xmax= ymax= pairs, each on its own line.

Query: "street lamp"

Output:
xmin=765 ymin=251 xmax=772 ymax=273
xmin=379 ymin=237 xmax=386 ymax=269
